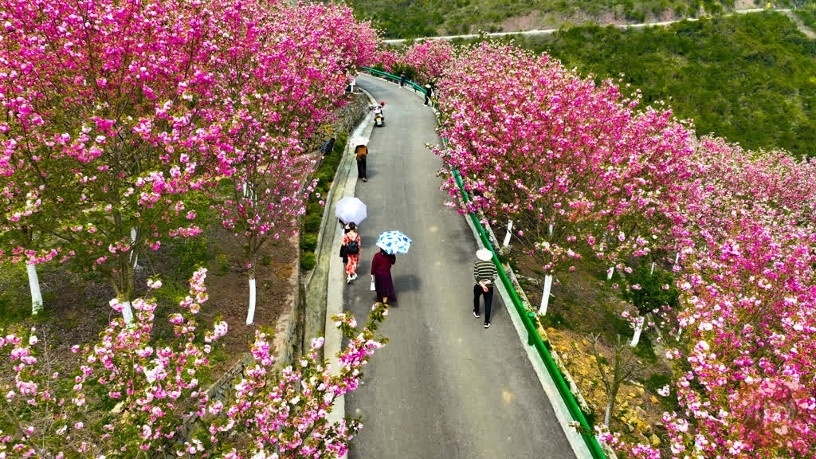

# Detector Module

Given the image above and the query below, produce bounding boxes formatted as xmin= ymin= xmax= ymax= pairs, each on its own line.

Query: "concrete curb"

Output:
xmin=321 ymin=98 xmax=376 ymax=456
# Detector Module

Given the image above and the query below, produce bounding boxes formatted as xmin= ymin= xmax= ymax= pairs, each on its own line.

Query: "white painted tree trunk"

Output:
xmin=650 ymin=262 xmax=655 ymax=275
xmin=120 ymin=300 xmax=134 ymax=324
xmin=26 ymin=262 xmax=43 ymax=315
xmin=246 ymin=276 xmax=257 ymax=325
xmin=548 ymin=224 xmax=553 ymax=237
xmin=538 ymin=274 xmax=553 ymax=315
xmin=130 ymin=227 xmax=139 ymax=269
xmin=630 ymin=316 xmax=645 ymax=347
xmin=606 ymin=267 xmax=615 ymax=280
xmin=502 ymin=220 xmax=513 ymax=247
xmin=604 ymin=402 xmax=613 ymax=427
xmin=674 ymin=252 xmax=680 ymax=265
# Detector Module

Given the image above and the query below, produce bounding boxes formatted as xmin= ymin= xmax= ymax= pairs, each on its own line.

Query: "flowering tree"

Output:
xmin=433 ymin=40 xmax=816 ymax=456
xmin=435 ymin=42 xmax=692 ymax=314
xmin=0 ymin=0 xmax=232 ymax=322
xmin=0 ymin=268 xmax=389 ymax=457
xmin=402 ymin=39 xmax=455 ymax=84
xmin=209 ymin=1 xmax=379 ymax=324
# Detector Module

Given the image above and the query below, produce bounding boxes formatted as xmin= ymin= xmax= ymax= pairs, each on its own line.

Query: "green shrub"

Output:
xmin=214 ymin=254 xmax=230 ymax=274
xmin=300 ymin=233 xmax=318 ymax=253
xmin=623 ymin=263 xmax=680 ymax=316
xmin=300 ymin=251 xmax=316 ymax=271
xmin=0 ymin=263 xmax=30 ymax=327
xmin=303 ymin=208 xmax=323 ymax=234
xmin=167 ymin=237 xmax=209 ymax=278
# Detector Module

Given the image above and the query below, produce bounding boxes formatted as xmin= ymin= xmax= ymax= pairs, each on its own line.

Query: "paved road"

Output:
xmin=339 ymin=74 xmax=579 ymax=459
xmin=382 ymin=8 xmax=804 ymax=44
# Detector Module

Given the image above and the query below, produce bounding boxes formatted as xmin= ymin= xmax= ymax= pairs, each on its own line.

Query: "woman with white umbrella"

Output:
xmin=335 ymin=196 xmax=367 ymax=272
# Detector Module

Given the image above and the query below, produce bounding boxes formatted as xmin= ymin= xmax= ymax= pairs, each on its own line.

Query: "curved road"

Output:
xmin=335 ymin=75 xmax=581 ymax=458
xmin=382 ymin=8 xmax=815 ymax=44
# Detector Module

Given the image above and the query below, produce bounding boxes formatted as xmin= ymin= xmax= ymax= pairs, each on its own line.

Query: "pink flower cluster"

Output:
xmin=0 ymin=0 xmax=379 ymax=307
xmin=430 ymin=41 xmax=816 ymax=457
xmin=0 ymin=270 xmax=389 ymax=456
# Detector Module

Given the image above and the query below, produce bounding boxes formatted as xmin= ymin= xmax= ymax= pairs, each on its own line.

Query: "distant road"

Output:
xmin=382 ymin=8 xmax=806 ymax=44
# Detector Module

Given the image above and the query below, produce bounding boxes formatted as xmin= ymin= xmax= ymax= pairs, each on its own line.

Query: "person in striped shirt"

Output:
xmin=473 ymin=248 xmax=498 ymax=329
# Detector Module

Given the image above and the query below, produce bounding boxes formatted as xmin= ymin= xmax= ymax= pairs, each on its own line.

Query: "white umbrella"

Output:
xmin=335 ymin=196 xmax=367 ymax=225
xmin=350 ymin=135 xmax=369 ymax=147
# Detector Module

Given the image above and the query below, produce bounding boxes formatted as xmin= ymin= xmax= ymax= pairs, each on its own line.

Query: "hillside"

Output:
xmin=350 ymin=0 xmax=790 ymax=38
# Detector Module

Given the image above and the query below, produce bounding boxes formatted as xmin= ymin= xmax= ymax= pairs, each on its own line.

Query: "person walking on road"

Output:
xmin=371 ymin=248 xmax=397 ymax=304
xmin=355 ymin=143 xmax=368 ymax=182
xmin=342 ymin=223 xmax=361 ymax=283
xmin=473 ymin=248 xmax=497 ymax=328
xmin=423 ymin=82 xmax=433 ymax=105
xmin=399 ymin=72 xmax=406 ymax=87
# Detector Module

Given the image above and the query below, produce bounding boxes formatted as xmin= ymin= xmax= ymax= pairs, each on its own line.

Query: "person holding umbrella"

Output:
xmin=370 ymin=248 xmax=396 ymax=303
xmin=334 ymin=196 xmax=367 ymax=277
xmin=371 ymin=231 xmax=411 ymax=304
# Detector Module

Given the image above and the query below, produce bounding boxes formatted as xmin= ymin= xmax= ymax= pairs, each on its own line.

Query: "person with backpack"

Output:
xmin=355 ymin=143 xmax=368 ymax=182
xmin=342 ymin=222 xmax=362 ymax=283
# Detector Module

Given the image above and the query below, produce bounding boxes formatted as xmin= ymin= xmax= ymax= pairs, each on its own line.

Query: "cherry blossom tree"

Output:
xmin=0 ymin=268 xmax=389 ymax=457
xmin=431 ymin=40 xmax=816 ymax=456
xmin=0 ymin=0 xmax=233 ymax=322
xmin=208 ymin=1 xmax=379 ymax=324
xmin=402 ymin=39 xmax=455 ymax=84
xmin=435 ymin=42 xmax=693 ymax=314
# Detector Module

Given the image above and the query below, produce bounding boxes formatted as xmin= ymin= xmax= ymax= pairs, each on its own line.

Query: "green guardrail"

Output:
xmin=453 ymin=170 xmax=606 ymax=459
xmin=362 ymin=67 xmax=428 ymax=95
xmin=363 ymin=67 xmax=607 ymax=458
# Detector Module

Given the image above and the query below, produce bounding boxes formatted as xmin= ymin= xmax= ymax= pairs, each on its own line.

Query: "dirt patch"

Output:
xmin=506 ymin=243 xmax=673 ymax=448
xmin=9 ymin=221 xmax=296 ymax=381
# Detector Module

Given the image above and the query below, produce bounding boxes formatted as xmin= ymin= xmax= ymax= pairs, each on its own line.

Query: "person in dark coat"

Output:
xmin=423 ymin=83 xmax=433 ymax=105
xmin=338 ymin=219 xmax=352 ymax=266
xmin=399 ymin=72 xmax=406 ymax=87
xmin=370 ymin=248 xmax=397 ymax=304
xmin=319 ymin=137 xmax=336 ymax=155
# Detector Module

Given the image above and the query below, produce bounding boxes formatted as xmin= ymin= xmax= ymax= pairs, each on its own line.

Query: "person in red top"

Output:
xmin=370 ymin=248 xmax=397 ymax=304
xmin=342 ymin=223 xmax=361 ymax=283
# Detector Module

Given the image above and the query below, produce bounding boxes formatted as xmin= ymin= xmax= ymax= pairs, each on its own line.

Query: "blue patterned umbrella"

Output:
xmin=376 ymin=230 xmax=412 ymax=255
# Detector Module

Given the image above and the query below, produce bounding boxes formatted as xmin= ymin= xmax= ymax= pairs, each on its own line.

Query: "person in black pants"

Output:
xmin=473 ymin=248 xmax=497 ymax=328
xmin=355 ymin=143 xmax=368 ymax=182
xmin=399 ymin=72 xmax=406 ymax=87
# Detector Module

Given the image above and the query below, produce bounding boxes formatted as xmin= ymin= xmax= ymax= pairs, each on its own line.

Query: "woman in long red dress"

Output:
xmin=370 ymin=248 xmax=397 ymax=303
xmin=342 ymin=223 xmax=361 ymax=283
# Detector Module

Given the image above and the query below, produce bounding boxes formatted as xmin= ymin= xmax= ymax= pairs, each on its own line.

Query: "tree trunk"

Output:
xmin=604 ymin=401 xmax=613 ymax=427
xmin=246 ymin=275 xmax=257 ymax=325
xmin=120 ymin=300 xmax=135 ymax=324
xmin=130 ymin=227 xmax=139 ymax=269
xmin=606 ymin=266 xmax=614 ymax=280
xmin=111 ymin=251 xmax=136 ymax=323
xmin=502 ymin=220 xmax=513 ymax=247
xmin=630 ymin=315 xmax=645 ymax=347
xmin=538 ymin=274 xmax=553 ymax=315
xmin=26 ymin=262 xmax=43 ymax=315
